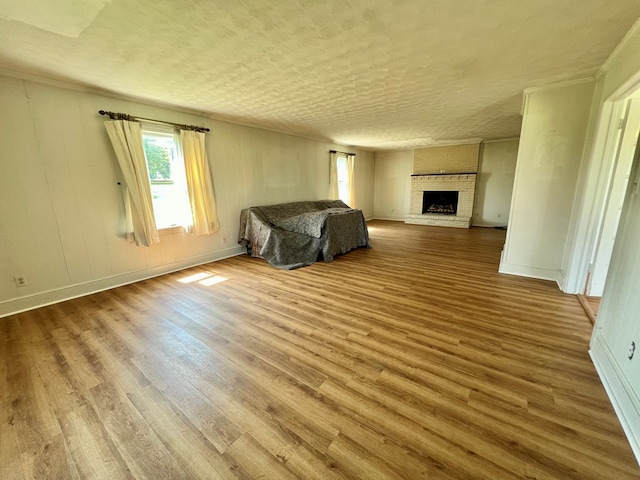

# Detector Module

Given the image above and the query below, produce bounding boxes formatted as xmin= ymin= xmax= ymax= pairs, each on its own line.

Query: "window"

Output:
xmin=336 ymin=154 xmax=350 ymax=205
xmin=141 ymin=126 xmax=192 ymax=230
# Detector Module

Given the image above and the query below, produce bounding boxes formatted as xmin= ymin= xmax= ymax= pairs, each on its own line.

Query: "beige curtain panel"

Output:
xmin=104 ymin=120 xmax=159 ymax=247
xmin=329 ymin=151 xmax=339 ymax=200
xmin=347 ymin=153 xmax=356 ymax=208
xmin=180 ymin=130 xmax=220 ymax=235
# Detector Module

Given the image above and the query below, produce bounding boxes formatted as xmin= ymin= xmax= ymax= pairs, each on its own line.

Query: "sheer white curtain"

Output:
xmin=347 ymin=153 xmax=356 ymax=208
xmin=180 ymin=129 xmax=220 ymax=235
xmin=104 ymin=120 xmax=159 ymax=246
xmin=329 ymin=151 xmax=339 ymax=200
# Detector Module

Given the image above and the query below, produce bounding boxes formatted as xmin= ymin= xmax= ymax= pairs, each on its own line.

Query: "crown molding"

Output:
xmin=481 ymin=136 xmax=520 ymax=144
xmin=523 ymin=77 xmax=595 ymax=96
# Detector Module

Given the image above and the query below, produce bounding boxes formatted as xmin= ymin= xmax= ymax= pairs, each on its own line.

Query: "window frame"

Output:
xmin=140 ymin=123 xmax=192 ymax=234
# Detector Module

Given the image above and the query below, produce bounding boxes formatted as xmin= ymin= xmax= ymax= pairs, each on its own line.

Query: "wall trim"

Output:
xmin=590 ymin=335 xmax=640 ymax=465
xmin=561 ymin=94 xmax=625 ymax=294
xmin=498 ymin=261 xmax=562 ymax=285
xmin=481 ymin=137 xmax=520 ymax=144
xmin=422 ymin=138 xmax=483 ymax=148
xmin=371 ymin=215 xmax=406 ymax=222
xmin=557 ymin=269 xmax=568 ymax=292
xmin=471 ymin=222 xmax=507 ymax=228
xmin=523 ymin=77 xmax=596 ymax=96
xmin=0 ymin=246 xmax=244 ymax=319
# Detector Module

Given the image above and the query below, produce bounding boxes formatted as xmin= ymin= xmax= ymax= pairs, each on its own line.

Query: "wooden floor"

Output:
xmin=1 ymin=220 xmax=638 ymax=479
xmin=578 ymin=295 xmax=601 ymax=325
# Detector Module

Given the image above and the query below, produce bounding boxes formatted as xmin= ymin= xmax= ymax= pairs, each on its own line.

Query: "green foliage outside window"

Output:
xmin=143 ymin=137 xmax=171 ymax=180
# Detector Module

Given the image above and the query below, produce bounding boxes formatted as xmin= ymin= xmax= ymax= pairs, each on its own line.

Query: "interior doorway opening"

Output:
xmin=585 ymin=93 xmax=640 ymax=300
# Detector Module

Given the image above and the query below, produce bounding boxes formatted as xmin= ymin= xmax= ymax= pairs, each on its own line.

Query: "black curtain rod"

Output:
xmin=98 ymin=110 xmax=210 ymax=133
xmin=330 ymin=149 xmax=356 ymax=156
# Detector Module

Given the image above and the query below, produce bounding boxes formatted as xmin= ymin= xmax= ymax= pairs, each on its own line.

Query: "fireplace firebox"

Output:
xmin=422 ymin=191 xmax=459 ymax=215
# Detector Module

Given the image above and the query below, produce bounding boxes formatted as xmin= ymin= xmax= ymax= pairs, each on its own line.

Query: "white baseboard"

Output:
xmin=498 ymin=261 xmax=562 ymax=285
xmin=370 ymin=214 xmax=406 ymax=221
xmin=471 ymin=221 xmax=508 ymax=228
xmin=557 ymin=269 xmax=570 ymax=293
xmin=0 ymin=246 xmax=244 ymax=318
xmin=590 ymin=335 xmax=640 ymax=465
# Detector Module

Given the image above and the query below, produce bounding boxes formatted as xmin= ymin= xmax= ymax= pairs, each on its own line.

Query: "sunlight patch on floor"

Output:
xmin=199 ymin=275 xmax=228 ymax=286
xmin=178 ymin=272 xmax=211 ymax=283
xmin=178 ymin=271 xmax=228 ymax=286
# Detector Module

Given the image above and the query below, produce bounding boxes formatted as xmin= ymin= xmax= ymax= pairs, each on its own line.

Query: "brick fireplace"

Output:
xmin=404 ymin=143 xmax=480 ymax=228
xmin=405 ymin=173 xmax=477 ymax=228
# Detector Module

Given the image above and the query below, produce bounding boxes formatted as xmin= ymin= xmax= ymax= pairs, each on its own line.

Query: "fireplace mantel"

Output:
xmin=405 ymin=174 xmax=477 ymax=228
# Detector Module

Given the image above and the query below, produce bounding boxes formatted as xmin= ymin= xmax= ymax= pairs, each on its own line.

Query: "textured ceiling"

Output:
xmin=1 ymin=0 xmax=639 ymax=150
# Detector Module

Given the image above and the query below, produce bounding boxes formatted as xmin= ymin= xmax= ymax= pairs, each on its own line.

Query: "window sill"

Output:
xmin=158 ymin=226 xmax=186 ymax=236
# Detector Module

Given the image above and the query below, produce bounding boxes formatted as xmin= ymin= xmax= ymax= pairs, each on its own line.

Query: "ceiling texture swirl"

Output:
xmin=1 ymin=0 xmax=639 ymax=150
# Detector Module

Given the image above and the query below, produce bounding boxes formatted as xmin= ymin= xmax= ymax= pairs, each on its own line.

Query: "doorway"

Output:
xmin=580 ymin=93 xmax=640 ymax=320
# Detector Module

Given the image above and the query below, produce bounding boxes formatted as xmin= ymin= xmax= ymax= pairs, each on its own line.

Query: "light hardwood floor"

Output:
xmin=1 ymin=220 xmax=638 ymax=479
xmin=578 ymin=294 xmax=601 ymax=326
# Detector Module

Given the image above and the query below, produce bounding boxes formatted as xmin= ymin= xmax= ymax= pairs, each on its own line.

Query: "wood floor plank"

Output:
xmin=318 ymin=378 xmax=519 ymax=479
xmin=87 ymin=380 xmax=190 ymax=479
xmin=130 ymin=349 xmax=243 ymax=453
xmin=326 ymin=433 xmax=406 ymax=480
xmin=56 ymin=406 xmax=132 ymax=480
xmin=1 ymin=221 xmax=639 ymax=479
xmin=224 ymin=433 xmax=299 ymax=480
xmin=0 ymin=395 xmax=23 ymax=480
xmin=127 ymin=385 xmax=241 ymax=480
xmin=284 ymin=443 xmax=351 ymax=480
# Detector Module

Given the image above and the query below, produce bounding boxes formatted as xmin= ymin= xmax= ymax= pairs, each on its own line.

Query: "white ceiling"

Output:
xmin=1 ymin=0 xmax=639 ymax=150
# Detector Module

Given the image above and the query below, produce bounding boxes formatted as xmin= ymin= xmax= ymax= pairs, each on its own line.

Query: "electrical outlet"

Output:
xmin=14 ymin=275 xmax=28 ymax=287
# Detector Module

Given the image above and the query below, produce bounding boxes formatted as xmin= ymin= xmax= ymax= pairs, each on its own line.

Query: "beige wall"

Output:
xmin=372 ymin=150 xmax=413 ymax=220
xmin=413 ymin=143 xmax=479 ymax=174
xmin=472 ymin=139 xmax=519 ymax=227
xmin=499 ymin=79 xmax=596 ymax=283
xmin=0 ymin=75 xmax=374 ymax=316
xmin=373 ymin=143 xmax=516 ymax=224
xmin=355 ymin=151 xmax=375 ymax=217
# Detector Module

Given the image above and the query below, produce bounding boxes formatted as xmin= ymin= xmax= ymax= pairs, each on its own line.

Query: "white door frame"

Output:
xmin=587 ymin=99 xmax=640 ymax=296
xmin=562 ymin=71 xmax=640 ymax=295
